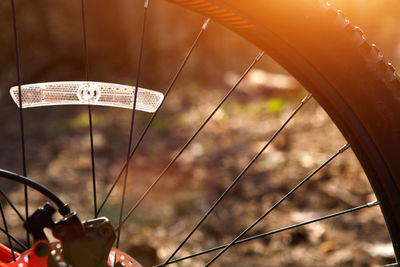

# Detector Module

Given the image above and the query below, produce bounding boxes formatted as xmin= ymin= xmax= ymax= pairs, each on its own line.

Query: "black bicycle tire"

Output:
xmin=166 ymin=0 xmax=400 ymax=261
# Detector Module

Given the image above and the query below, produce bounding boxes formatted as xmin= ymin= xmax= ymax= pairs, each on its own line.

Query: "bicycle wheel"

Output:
xmin=167 ymin=0 xmax=400 ymax=260
xmin=1 ymin=0 xmax=400 ymax=266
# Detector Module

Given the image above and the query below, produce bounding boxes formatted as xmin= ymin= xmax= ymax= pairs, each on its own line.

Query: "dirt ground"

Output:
xmin=0 ymin=77 xmax=396 ymax=266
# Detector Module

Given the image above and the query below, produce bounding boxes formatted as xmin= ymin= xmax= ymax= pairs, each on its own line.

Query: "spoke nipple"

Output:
xmin=339 ymin=143 xmax=351 ymax=153
xmin=144 ymin=0 xmax=149 ymax=8
xmin=202 ymin=18 xmax=211 ymax=30
xmin=302 ymin=93 xmax=313 ymax=103
xmin=367 ymin=200 xmax=380 ymax=207
xmin=256 ymin=51 xmax=265 ymax=61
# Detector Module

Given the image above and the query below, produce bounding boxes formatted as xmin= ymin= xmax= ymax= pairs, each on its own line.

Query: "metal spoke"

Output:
xmin=0 ymin=190 xmax=25 ymax=223
xmin=161 ymin=93 xmax=312 ymax=265
xmin=162 ymin=92 xmax=311 ymax=266
xmin=0 ymin=226 xmax=27 ymax=251
xmin=0 ymin=202 xmax=15 ymax=260
xmin=156 ymin=201 xmax=379 ymax=266
xmin=115 ymin=51 xmax=265 ymax=233
xmin=80 ymin=0 xmax=97 ymax=220
xmin=116 ymin=0 xmax=149 ymax=248
xmin=96 ymin=18 xmax=211 ymax=217
xmin=10 ymin=0 xmax=29 ymax=247
xmin=205 ymin=143 xmax=350 ymax=266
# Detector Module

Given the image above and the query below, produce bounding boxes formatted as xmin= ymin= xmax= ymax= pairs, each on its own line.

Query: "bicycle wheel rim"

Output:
xmin=166 ymin=0 xmax=400 ymax=260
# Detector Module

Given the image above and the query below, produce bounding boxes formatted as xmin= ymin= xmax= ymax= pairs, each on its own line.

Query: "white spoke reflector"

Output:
xmin=9 ymin=81 xmax=164 ymax=113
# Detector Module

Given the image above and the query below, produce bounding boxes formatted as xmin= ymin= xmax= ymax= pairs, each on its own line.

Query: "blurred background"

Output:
xmin=1 ymin=0 xmax=400 ymax=266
